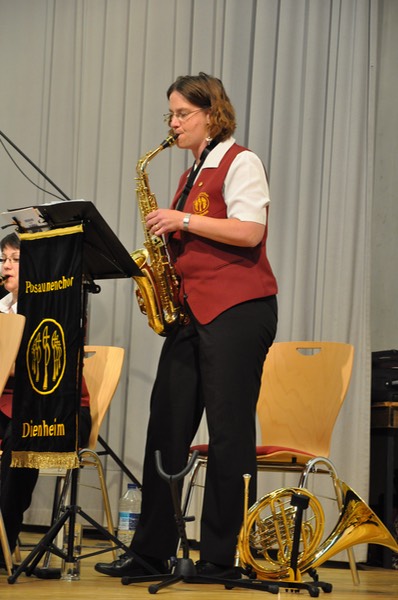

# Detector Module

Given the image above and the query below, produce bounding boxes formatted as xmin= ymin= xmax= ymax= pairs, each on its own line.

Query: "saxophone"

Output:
xmin=132 ymin=134 xmax=184 ymax=336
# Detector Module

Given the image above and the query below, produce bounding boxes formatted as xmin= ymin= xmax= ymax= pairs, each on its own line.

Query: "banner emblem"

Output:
xmin=27 ymin=319 xmax=66 ymax=395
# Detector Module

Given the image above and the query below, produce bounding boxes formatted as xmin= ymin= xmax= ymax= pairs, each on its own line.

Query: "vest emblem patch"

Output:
xmin=193 ymin=192 xmax=209 ymax=215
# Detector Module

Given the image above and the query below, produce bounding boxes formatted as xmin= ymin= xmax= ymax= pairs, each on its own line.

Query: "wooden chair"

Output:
xmin=255 ymin=340 xmax=354 ymax=467
xmin=0 ymin=313 xmax=26 ymax=575
xmin=184 ymin=341 xmax=358 ymax=582
xmin=35 ymin=345 xmax=125 ymax=565
xmin=82 ymin=345 xmax=125 ymax=453
xmin=0 ymin=313 xmax=26 ymax=394
xmin=79 ymin=345 xmax=124 ymax=542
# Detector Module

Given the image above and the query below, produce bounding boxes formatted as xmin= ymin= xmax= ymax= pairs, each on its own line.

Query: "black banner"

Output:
xmin=11 ymin=226 xmax=84 ymax=469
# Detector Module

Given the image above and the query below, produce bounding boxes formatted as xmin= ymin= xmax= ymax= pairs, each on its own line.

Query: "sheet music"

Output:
xmin=0 ymin=206 xmax=50 ymax=232
xmin=1 ymin=200 xmax=88 ymax=233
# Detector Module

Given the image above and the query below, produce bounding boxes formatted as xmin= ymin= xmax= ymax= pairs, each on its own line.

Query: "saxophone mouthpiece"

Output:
xmin=0 ymin=274 xmax=10 ymax=286
xmin=161 ymin=134 xmax=179 ymax=149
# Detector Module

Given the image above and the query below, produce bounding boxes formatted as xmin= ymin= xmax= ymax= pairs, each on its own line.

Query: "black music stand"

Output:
xmin=3 ymin=200 xmax=142 ymax=488
xmin=6 ymin=201 xmax=154 ymax=583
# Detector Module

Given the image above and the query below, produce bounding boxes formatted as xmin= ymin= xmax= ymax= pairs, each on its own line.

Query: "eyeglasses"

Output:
xmin=163 ymin=108 xmax=203 ymax=124
xmin=0 ymin=256 xmax=20 ymax=264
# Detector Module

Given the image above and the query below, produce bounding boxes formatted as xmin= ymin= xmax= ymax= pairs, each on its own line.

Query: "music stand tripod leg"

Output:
xmin=7 ymin=468 xmax=157 ymax=584
xmin=7 ymin=508 xmax=70 ymax=583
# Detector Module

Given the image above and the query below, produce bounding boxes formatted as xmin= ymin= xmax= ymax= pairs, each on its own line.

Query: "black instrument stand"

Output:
xmin=268 ymin=493 xmax=333 ymax=598
xmin=121 ymin=451 xmax=280 ymax=595
xmin=215 ymin=492 xmax=332 ymax=598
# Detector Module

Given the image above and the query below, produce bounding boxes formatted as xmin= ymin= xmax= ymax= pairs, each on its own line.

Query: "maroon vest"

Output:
xmin=168 ymin=143 xmax=277 ymax=324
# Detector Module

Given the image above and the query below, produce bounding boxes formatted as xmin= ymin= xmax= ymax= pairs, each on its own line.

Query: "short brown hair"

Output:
xmin=1 ymin=232 xmax=20 ymax=252
xmin=167 ymin=72 xmax=236 ymax=142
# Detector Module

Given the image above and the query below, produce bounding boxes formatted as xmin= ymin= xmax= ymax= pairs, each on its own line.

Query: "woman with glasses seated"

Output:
xmin=0 ymin=232 xmax=91 ymax=568
xmin=0 ymin=233 xmax=20 ymax=314
xmin=95 ymin=73 xmax=278 ymax=581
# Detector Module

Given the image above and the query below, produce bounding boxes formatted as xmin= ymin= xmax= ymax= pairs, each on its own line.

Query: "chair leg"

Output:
xmin=0 ymin=509 xmax=13 ymax=576
xmin=40 ymin=470 xmax=71 ymax=568
xmin=181 ymin=456 xmax=206 ymax=518
xmin=41 ymin=452 xmax=117 ymax=565
xmin=13 ymin=538 xmax=22 ymax=564
xmin=298 ymin=457 xmax=360 ymax=586
xmin=79 ymin=449 xmax=117 ymax=560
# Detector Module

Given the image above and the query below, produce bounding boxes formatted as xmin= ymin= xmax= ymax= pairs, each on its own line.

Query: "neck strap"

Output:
xmin=175 ymin=139 xmax=218 ymax=211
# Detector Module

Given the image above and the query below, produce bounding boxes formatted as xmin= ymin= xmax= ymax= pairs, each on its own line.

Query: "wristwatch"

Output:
xmin=182 ymin=213 xmax=191 ymax=231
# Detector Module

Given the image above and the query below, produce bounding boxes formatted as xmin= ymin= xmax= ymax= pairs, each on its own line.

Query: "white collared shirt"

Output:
xmin=199 ymin=137 xmax=270 ymax=226
xmin=0 ymin=292 xmax=17 ymax=314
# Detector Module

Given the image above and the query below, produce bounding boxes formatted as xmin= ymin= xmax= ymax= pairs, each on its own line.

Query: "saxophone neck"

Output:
xmin=137 ymin=134 xmax=178 ymax=174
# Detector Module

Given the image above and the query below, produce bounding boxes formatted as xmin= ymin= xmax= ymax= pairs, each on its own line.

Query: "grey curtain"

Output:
xmin=1 ymin=0 xmax=393 ymax=563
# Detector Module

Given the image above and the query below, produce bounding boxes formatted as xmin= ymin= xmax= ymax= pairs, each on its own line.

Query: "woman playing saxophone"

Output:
xmin=96 ymin=72 xmax=278 ymax=580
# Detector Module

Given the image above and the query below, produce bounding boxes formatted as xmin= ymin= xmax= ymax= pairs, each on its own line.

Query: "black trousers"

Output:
xmin=131 ymin=296 xmax=277 ymax=566
xmin=0 ymin=407 xmax=91 ymax=554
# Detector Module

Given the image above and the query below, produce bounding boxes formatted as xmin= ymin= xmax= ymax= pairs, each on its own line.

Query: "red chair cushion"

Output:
xmin=190 ymin=444 xmax=316 ymax=459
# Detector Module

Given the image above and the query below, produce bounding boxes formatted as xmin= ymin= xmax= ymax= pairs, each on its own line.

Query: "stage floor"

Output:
xmin=1 ymin=531 xmax=397 ymax=599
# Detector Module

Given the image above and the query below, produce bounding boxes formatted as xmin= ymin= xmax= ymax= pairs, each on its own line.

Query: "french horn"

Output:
xmin=237 ymin=474 xmax=398 ymax=581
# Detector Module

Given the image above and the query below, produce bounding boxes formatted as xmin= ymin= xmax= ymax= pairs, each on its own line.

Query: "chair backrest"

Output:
xmin=0 ymin=313 xmax=26 ymax=395
xmin=83 ymin=345 xmax=125 ymax=449
xmin=257 ymin=341 xmax=354 ymax=457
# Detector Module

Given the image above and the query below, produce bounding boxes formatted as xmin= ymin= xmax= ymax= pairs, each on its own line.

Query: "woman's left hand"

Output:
xmin=146 ymin=209 xmax=184 ymax=236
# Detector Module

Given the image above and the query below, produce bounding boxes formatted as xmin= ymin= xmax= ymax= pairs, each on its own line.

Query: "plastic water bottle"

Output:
xmin=117 ymin=483 xmax=141 ymax=552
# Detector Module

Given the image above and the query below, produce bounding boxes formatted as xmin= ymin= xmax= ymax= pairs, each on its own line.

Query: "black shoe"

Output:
xmin=195 ymin=560 xmax=242 ymax=580
xmin=94 ymin=553 xmax=169 ymax=578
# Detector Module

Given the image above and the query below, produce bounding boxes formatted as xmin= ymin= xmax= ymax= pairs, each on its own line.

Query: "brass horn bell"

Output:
xmin=237 ymin=480 xmax=398 ymax=581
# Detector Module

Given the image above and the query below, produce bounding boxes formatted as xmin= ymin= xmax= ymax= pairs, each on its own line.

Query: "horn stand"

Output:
xmin=268 ymin=492 xmax=333 ymax=596
xmin=237 ymin=470 xmax=398 ymax=595
xmin=235 ymin=475 xmax=333 ymax=597
xmin=121 ymin=454 xmax=332 ymax=597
